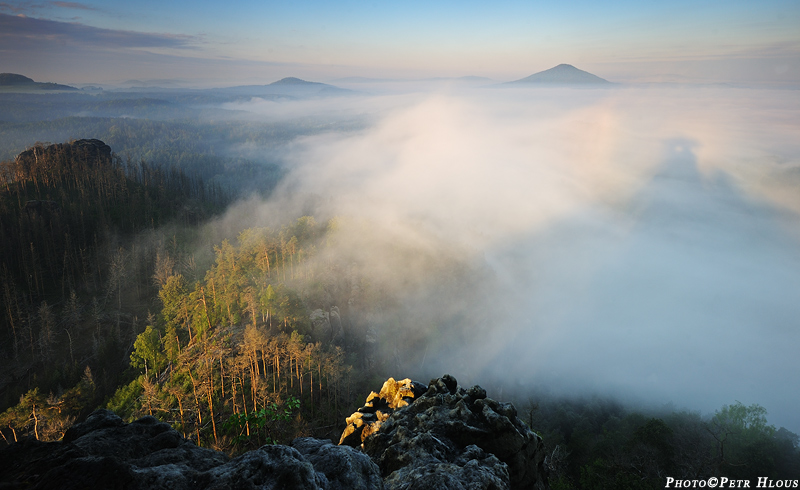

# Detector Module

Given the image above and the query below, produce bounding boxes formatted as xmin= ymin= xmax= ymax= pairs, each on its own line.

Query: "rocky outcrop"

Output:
xmin=339 ymin=377 xmax=428 ymax=447
xmin=1 ymin=377 xmax=547 ymax=489
xmin=329 ymin=307 xmax=343 ymax=342
xmin=382 ymin=444 xmax=509 ymax=490
xmin=0 ymin=409 xmax=382 ymax=490
xmin=14 ymin=139 xmax=113 ymax=179
xmin=309 ymin=307 xmax=344 ymax=344
xmin=343 ymin=375 xmax=548 ymax=490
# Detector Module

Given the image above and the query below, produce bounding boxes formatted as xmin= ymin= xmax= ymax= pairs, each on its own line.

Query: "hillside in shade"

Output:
xmin=506 ymin=64 xmax=611 ymax=85
xmin=0 ymin=73 xmax=78 ymax=91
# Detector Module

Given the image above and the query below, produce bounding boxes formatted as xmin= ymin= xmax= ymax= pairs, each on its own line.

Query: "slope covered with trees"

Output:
xmin=0 ymin=212 xmax=369 ymax=449
xmin=0 ymin=139 xmax=229 ymax=431
xmin=108 ymin=219 xmax=359 ymax=449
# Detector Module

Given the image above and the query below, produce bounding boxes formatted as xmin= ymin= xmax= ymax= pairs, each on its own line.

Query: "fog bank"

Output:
xmin=228 ymin=85 xmax=800 ymax=430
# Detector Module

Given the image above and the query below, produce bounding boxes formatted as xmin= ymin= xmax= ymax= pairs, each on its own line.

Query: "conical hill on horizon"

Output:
xmin=268 ymin=77 xmax=324 ymax=86
xmin=506 ymin=64 xmax=611 ymax=85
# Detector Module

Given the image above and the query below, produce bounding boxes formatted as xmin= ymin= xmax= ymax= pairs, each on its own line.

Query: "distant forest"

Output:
xmin=1 ymin=87 xmax=799 ymax=488
xmin=0 ymin=90 xmax=364 ymax=196
xmin=0 ymin=139 xmax=230 ymax=428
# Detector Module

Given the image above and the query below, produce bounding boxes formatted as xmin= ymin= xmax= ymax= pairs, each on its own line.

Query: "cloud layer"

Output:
xmin=0 ymin=13 xmax=198 ymax=50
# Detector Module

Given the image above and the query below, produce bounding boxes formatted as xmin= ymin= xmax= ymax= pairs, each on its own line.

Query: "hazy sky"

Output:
xmin=1 ymin=0 xmax=799 ymax=85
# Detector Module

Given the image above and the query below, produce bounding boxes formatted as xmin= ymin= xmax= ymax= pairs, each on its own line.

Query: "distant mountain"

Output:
xmin=506 ymin=64 xmax=611 ymax=85
xmin=218 ymin=77 xmax=353 ymax=97
xmin=0 ymin=73 xmax=35 ymax=85
xmin=0 ymin=73 xmax=78 ymax=91
xmin=268 ymin=77 xmax=323 ymax=86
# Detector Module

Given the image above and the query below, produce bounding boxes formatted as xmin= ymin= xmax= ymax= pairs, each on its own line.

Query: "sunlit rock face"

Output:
xmin=341 ymin=375 xmax=548 ymax=490
xmin=339 ymin=377 xmax=428 ymax=447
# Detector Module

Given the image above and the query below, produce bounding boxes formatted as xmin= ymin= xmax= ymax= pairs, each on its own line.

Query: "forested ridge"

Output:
xmin=0 ymin=139 xmax=384 ymax=451
xmin=0 ymin=139 xmax=225 ymax=298
xmin=522 ymin=396 xmax=800 ymax=488
xmin=0 ymin=91 xmax=366 ymax=195
xmin=106 ymin=219 xmax=361 ymax=449
xmin=0 ymin=139 xmax=799 ymax=489
xmin=0 ymin=116 xmax=290 ymax=195
xmin=0 ymin=139 xmax=229 ymax=434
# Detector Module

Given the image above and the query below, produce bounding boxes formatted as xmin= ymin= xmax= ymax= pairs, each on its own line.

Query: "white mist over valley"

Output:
xmin=3 ymin=1 xmax=800 ymax=483
xmin=219 ymin=82 xmax=800 ymax=430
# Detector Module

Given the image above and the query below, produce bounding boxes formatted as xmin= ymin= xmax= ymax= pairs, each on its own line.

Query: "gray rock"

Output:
xmin=1 ymin=377 xmax=549 ymax=490
xmin=310 ymin=309 xmax=332 ymax=338
xmin=329 ymin=307 xmax=343 ymax=343
xmin=349 ymin=375 xmax=548 ymax=490
xmin=68 ymin=412 xmax=197 ymax=463
xmin=0 ymin=409 xmax=360 ymax=490
xmin=292 ymin=437 xmax=384 ymax=490
xmin=204 ymin=445 xmax=323 ymax=490
xmin=383 ymin=445 xmax=509 ymax=490
xmin=310 ymin=307 xmax=344 ymax=345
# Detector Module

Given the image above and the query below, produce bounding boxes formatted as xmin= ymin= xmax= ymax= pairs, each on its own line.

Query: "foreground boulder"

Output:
xmin=342 ymin=374 xmax=548 ymax=490
xmin=292 ymin=437 xmax=384 ymax=490
xmin=0 ymin=409 xmax=381 ymax=490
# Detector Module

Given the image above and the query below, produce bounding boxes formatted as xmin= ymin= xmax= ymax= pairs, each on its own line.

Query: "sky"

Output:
xmin=1 ymin=0 xmax=799 ymax=85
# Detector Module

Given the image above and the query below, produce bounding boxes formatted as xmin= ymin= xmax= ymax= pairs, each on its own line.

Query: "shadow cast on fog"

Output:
xmin=458 ymin=138 xmax=800 ymax=430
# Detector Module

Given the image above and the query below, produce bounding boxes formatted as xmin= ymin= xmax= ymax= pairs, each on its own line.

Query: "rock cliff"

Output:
xmin=14 ymin=139 xmax=113 ymax=174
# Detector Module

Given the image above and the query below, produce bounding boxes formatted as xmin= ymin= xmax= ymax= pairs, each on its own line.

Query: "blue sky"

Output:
xmin=1 ymin=0 xmax=799 ymax=85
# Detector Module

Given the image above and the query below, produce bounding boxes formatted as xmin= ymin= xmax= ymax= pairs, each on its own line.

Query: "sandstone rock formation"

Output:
xmin=15 ymin=139 xmax=113 ymax=172
xmin=342 ymin=374 xmax=548 ymax=490
xmin=339 ymin=377 xmax=428 ymax=447
xmin=0 ymin=409 xmax=382 ymax=490
xmin=309 ymin=307 xmax=344 ymax=344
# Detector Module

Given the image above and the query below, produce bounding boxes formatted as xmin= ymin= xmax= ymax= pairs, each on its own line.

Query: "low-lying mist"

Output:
xmin=216 ymin=84 xmax=800 ymax=431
